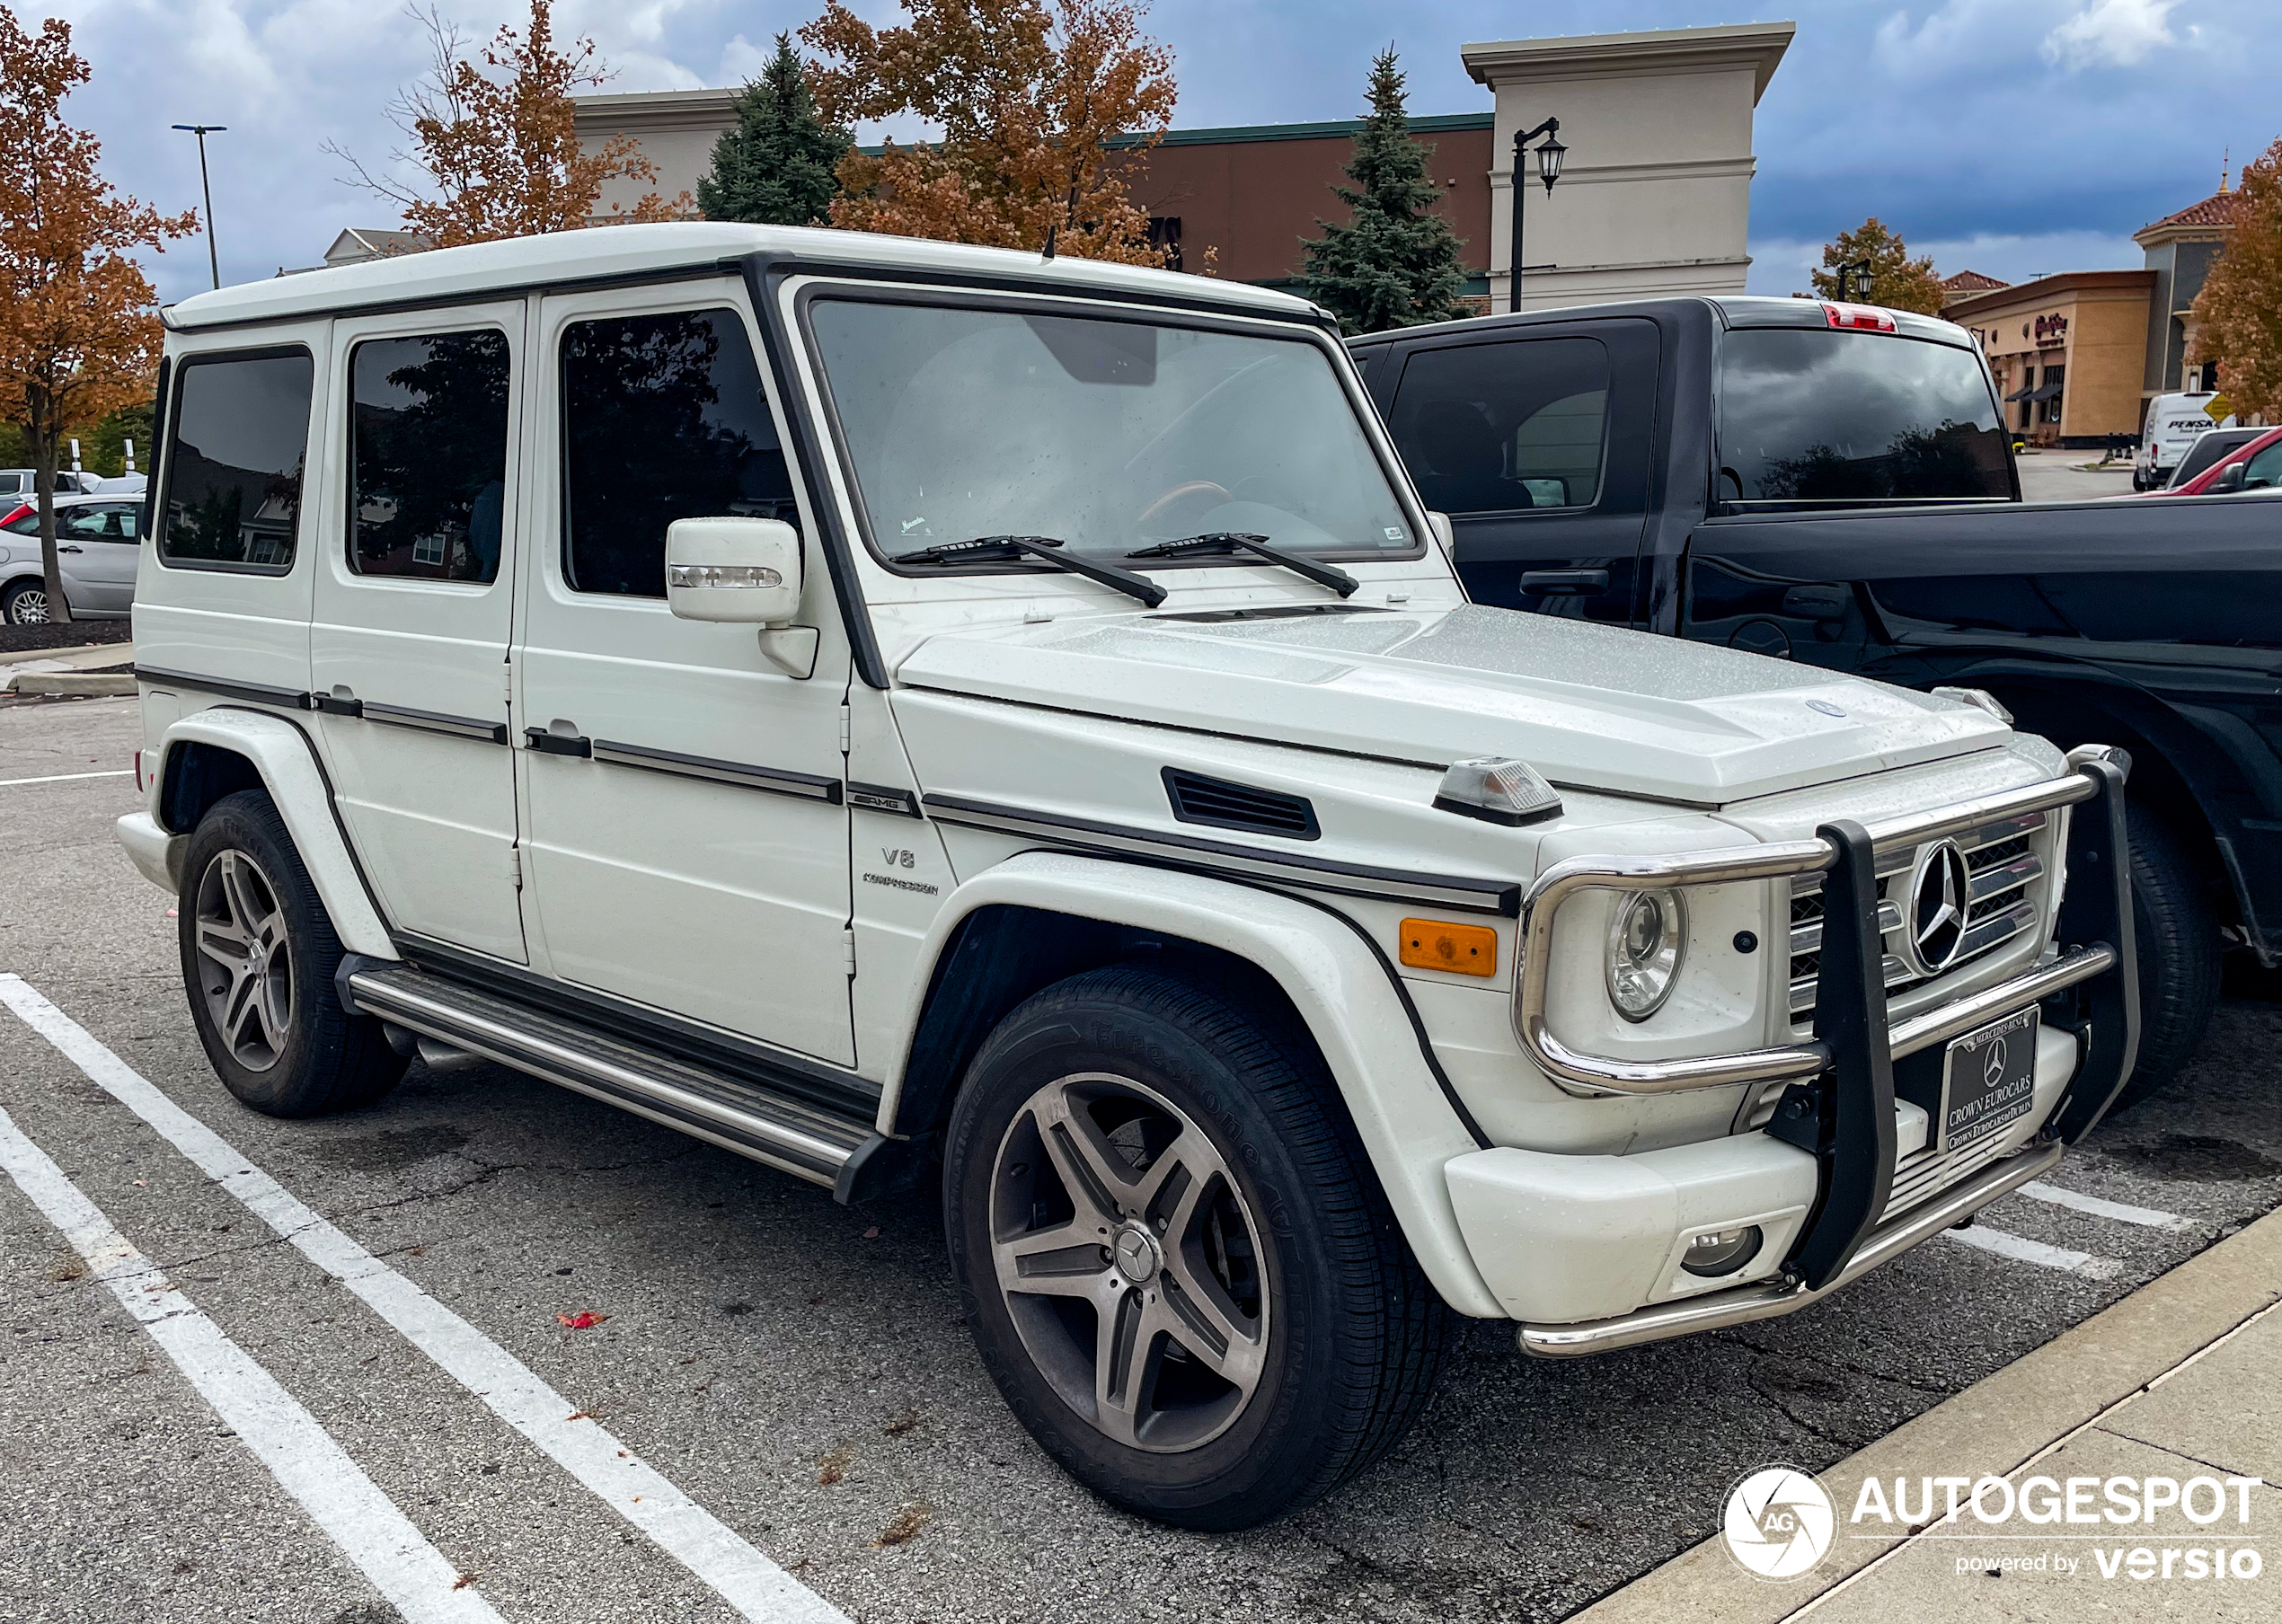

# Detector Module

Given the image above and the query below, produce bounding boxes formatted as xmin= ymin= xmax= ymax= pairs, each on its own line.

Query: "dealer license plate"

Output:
xmin=1939 ymin=1007 xmax=2039 ymax=1152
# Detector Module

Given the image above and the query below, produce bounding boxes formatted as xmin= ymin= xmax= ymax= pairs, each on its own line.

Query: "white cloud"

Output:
xmin=2041 ymin=0 xmax=2179 ymax=71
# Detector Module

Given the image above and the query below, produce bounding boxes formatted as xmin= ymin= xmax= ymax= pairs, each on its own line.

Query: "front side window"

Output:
xmin=807 ymin=298 xmax=1417 ymax=562
xmin=1718 ymin=330 xmax=2010 ymax=507
xmin=349 ymin=330 xmax=511 ymax=583
xmin=1385 ymin=338 xmax=1610 ymax=514
xmin=63 ymin=503 xmax=139 ymax=541
xmin=159 ymin=351 xmax=314 ymax=569
xmin=2242 ymin=441 xmax=2282 ymax=490
xmin=560 ymin=308 xmax=792 ymax=598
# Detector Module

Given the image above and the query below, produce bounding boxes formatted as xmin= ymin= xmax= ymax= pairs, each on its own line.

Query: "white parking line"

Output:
xmin=0 ymin=768 xmax=133 ymax=787
xmin=0 ymin=973 xmax=847 ymax=1624
xmin=0 ymin=1102 xmax=502 ymax=1624
xmin=1943 ymin=1222 xmax=2125 ymax=1280
xmin=2018 ymin=1179 xmax=2191 ymax=1230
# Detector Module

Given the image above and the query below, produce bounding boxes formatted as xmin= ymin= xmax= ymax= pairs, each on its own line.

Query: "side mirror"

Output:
xmin=1426 ymin=510 xmax=1455 ymax=554
xmin=2211 ymin=463 xmax=2247 ymax=493
xmin=666 ymin=517 xmax=801 ymax=625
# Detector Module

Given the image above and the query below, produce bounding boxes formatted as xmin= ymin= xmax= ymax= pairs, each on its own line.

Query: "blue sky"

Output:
xmin=31 ymin=0 xmax=2278 ymax=305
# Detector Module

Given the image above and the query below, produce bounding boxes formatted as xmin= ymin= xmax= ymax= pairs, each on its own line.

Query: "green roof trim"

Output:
xmin=1106 ymin=111 xmax=1492 ymax=150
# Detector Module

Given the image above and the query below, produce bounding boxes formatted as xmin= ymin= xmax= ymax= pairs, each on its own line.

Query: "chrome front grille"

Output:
xmin=1788 ymin=810 xmax=2051 ymax=1028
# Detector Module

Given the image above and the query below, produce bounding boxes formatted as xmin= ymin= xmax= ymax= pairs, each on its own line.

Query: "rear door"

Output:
xmin=1377 ymin=319 xmax=1660 ymax=622
xmin=308 ymin=302 xmax=530 ymax=964
xmin=56 ymin=501 xmax=143 ymax=612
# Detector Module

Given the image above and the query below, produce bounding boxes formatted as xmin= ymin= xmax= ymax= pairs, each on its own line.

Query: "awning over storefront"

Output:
xmin=2026 ymin=381 xmax=2064 ymax=401
xmin=2003 ymin=383 xmax=2035 ymax=402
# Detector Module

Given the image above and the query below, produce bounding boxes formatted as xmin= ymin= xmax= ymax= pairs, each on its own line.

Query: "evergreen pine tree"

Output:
xmin=1301 ymin=49 xmax=1472 ymax=335
xmin=696 ymin=34 xmax=851 ymax=226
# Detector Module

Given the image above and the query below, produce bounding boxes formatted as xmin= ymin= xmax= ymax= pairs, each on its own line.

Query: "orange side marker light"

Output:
xmin=1399 ymin=919 xmax=1498 ymax=977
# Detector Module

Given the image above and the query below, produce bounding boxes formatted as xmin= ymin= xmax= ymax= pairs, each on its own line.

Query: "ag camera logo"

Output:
xmin=1722 ymin=1465 xmax=1836 ymax=1580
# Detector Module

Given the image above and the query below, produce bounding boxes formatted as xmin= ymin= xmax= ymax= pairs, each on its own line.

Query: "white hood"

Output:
xmin=895 ymin=605 xmax=2010 ymax=806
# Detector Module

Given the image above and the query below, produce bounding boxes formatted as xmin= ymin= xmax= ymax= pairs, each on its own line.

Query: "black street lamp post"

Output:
xmin=172 ymin=124 xmax=227 ymax=291
xmin=1508 ymin=118 xmax=1568 ymax=313
xmin=1835 ymin=256 xmax=1874 ymax=304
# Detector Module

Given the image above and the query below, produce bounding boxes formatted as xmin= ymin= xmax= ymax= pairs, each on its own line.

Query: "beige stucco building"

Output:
xmin=1462 ymin=22 xmax=1793 ymax=313
xmin=1948 ymin=270 xmax=2156 ymax=447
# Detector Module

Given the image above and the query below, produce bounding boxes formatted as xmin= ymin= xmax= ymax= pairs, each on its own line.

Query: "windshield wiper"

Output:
xmin=898 ymin=534 xmax=1165 ymax=608
xmin=1125 ymin=532 xmax=1358 ymax=597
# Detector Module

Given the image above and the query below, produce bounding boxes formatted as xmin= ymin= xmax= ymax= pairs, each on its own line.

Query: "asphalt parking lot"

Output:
xmin=6 ymin=694 xmax=2280 ymax=1624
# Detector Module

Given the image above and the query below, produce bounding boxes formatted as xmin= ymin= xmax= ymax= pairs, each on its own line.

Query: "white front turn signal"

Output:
xmin=1433 ymin=757 xmax=1561 ymax=826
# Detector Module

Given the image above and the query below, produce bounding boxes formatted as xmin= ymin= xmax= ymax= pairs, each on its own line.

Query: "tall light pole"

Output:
xmin=172 ymin=124 xmax=226 ymax=290
xmin=1508 ymin=118 xmax=1568 ymax=313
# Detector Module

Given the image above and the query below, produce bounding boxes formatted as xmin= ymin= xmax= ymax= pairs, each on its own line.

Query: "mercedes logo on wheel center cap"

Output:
xmin=1112 ymin=1225 xmax=1162 ymax=1285
xmin=1904 ymin=839 xmax=1970 ymax=976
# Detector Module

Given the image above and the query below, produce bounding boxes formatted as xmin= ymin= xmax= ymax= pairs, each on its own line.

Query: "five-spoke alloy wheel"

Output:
xmin=178 ymin=790 xmax=406 ymax=1116
xmin=946 ymin=962 xmax=1454 ymax=1530
xmin=989 ymin=1072 xmax=1270 ymax=1452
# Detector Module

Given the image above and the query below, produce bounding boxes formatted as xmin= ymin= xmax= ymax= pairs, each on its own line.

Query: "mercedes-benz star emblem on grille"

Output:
xmin=1904 ymin=840 xmax=1970 ymax=975
xmin=1984 ymin=1037 xmax=2009 ymax=1090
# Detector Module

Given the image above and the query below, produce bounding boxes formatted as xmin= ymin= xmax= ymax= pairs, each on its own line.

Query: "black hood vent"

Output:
xmin=1163 ymin=768 xmax=1320 ymax=840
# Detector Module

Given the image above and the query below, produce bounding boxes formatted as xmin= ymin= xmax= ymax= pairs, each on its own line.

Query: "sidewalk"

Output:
xmin=1 ymin=640 xmax=135 ymax=696
xmin=1577 ymin=1207 xmax=2282 ymax=1622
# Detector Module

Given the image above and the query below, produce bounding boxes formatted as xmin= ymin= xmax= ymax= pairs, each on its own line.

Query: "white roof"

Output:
xmin=165 ymin=222 xmax=1317 ymax=331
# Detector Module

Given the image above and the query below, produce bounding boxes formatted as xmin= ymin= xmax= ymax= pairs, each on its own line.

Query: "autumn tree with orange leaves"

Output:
xmin=2189 ymin=137 xmax=2282 ymax=420
xmin=334 ymin=0 xmax=686 ymax=249
xmin=0 ymin=11 xmax=195 ymax=624
xmin=803 ymin=0 xmax=1176 ymax=266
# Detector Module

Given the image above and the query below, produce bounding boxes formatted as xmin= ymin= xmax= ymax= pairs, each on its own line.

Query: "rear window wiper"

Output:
xmin=898 ymin=534 xmax=1165 ymax=608
xmin=1125 ymin=532 xmax=1358 ymax=597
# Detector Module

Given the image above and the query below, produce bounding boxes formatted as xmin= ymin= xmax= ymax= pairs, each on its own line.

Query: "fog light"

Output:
xmin=1680 ymin=1225 xmax=1764 ymax=1278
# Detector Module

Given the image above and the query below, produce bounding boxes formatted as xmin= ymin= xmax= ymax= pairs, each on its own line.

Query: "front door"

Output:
xmin=1378 ymin=320 xmax=1660 ymax=622
xmin=515 ymin=281 xmax=854 ymax=1066
xmin=310 ymin=303 xmax=529 ymax=963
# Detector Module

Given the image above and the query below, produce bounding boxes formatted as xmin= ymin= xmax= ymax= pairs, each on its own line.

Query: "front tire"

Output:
xmin=179 ymin=790 xmax=407 ymax=1116
xmin=3 ymin=578 xmax=50 ymax=624
xmin=2110 ymin=803 xmax=2220 ymax=1110
xmin=943 ymin=963 xmax=1453 ymax=1530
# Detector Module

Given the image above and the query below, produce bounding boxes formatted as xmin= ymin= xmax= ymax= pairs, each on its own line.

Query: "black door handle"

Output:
xmin=1519 ymin=568 xmax=1610 ymax=596
xmin=57 ymin=544 xmax=82 ymax=553
xmin=525 ymin=727 xmax=592 ymax=757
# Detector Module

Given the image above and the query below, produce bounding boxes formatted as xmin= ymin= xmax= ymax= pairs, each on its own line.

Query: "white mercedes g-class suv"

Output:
xmin=118 ymin=224 xmax=2136 ymax=1531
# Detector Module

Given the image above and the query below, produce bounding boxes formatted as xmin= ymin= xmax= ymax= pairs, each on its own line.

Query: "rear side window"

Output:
xmin=559 ymin=308 xmax=792 ymax=598
xmin=1717 ymin=330 xmax=2009 ymax=506
xmin=1386 ymin=338 xmax=1610 ymax=514
xmin=349 ymin=331 xmax=511 ymax=583
xmin=158 ymin=350 xmax=314 ymax=570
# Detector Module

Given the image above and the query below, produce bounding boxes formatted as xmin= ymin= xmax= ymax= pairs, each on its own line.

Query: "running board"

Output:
xmin=339 ymin=958 xmax=896 ymax=1200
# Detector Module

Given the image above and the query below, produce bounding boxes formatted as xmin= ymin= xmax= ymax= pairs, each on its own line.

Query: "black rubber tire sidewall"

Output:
xmin=943 ymin=962 xmax=1449 ymax=1531
xmin=178 ymin=790 xmax=407 ymax=1117
xmin=2111 ymin=802 xmax=2220 ymax=1110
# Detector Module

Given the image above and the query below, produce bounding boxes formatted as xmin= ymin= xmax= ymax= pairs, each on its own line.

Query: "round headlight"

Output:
xmin=1606 ymin=888 xmax=1686 ymax=1021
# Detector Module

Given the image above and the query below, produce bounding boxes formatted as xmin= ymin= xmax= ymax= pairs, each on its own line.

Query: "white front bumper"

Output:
xmin=1446 ymin=1020 xmax=2081 ymax=1324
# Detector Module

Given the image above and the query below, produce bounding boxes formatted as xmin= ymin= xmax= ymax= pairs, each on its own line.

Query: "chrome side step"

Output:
xmin=341 ymin=959 xmax=883 ymax=1196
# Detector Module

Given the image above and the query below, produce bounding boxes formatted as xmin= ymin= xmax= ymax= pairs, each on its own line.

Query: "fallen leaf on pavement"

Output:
xmin=817 ymin=1444 xmax=854 ymax=1487
xmin=872 ymin=1503 xmax=933 ymax=1547
xmin=883 ymin=1408 xmax=922 ymax=1436
xmin=451 ymin=1574 xmax=480 ymax=1591
xmin=862 ymin=1226 xmax=880 ymax=1239
xmin=556 ymin=1311 xmax=609 ymax=1330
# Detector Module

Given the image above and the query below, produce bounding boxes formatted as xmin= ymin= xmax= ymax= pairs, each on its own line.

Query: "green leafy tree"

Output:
xmin=697 ymin=34 xmax=852 ymax=226
xmin=1301 ymin=49 xmax=1472 ymax=335
xmin=1809 ymin=217 xmax=1945 ymax=313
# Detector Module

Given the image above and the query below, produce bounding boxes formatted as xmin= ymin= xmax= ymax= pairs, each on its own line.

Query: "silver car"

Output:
xmin=0 ymin=492 xmax=144 ymax=622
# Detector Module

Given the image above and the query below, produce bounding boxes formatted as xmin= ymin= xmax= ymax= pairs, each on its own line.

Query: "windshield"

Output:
xmin=1716 ymin=329 xmax=2012 ymax=508
xmin=807 ymin=297 xmax=1418 ymax=561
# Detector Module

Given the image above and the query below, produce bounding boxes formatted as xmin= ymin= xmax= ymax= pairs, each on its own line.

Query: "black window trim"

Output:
xmin=343 ymin=316 xmax=517 ymax=591
xmin=1384 ymin=330 xmax=1618 ymax=519
xmin=788 ymin=278 xmax=1432 ymax=587
xmin=154 ymin=341 xmax=317 ymax=578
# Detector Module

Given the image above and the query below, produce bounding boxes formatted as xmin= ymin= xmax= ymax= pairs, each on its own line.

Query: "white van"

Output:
xmin=2136 ymin=392 xmax=2233 ymax=490
xmin=116 ymin=223 xmax=2139 ymax=1529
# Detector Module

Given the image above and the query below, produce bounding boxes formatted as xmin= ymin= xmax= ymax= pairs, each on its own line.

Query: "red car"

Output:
xmin=2160 ymin=424 xmax=2282 ymax=496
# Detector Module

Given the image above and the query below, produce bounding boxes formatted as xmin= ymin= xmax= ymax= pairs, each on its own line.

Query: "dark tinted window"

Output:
xmin=1387 ymin=338 xmax=1609 ymax=513
xmin=1717 ymin=331 xmax=2009 ymax=507
xmin=560 ymin=308 xmax=791 ymax=598
xmin=159 ymin=352 xmax=314 ymax=569
xmin=2242 ymin=441 xmax=2282 ymax=490
xmin=2170 ymin=429 xmax=2260 ymax=487
xmin=350 ymin=331 xmax=511 ymax=582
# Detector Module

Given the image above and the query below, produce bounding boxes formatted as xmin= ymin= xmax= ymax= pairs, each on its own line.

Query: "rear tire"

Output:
xmin=2110 ymin=803 xmax=2220 ymax=1110
xmin=178 ymin=790 xmax=407 ymax=1116
xmin=3 ymin=578 xmax=50 ymax=624
xmin=943 ymin=962 xmax=1454 ymax=1531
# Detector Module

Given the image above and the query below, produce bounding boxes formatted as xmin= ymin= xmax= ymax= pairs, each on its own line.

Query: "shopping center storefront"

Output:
xmin=1947 ymin=270 xmax=2155 ymax=449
